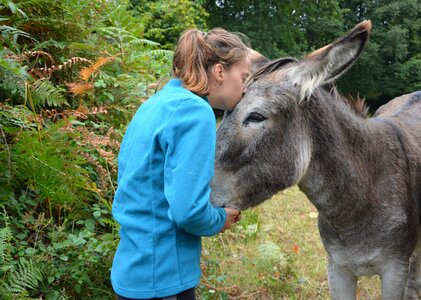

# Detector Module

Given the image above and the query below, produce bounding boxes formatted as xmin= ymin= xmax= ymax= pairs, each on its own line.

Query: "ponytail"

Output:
xmin=173 ymin=29 xmax=210 ymax=95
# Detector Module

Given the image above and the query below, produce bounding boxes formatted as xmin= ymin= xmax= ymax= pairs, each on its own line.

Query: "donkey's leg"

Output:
xmin=327 ymin=260 xmax=357 ymax=300
xmin=404 ymin=244 xmax=421 ymax=300
xmin=380 ymin=259 xmax=409 ymax=300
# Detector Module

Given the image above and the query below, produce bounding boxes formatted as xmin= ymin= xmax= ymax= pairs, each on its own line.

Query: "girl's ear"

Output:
xmin=212 ymin=63 xmax=225 ymax=84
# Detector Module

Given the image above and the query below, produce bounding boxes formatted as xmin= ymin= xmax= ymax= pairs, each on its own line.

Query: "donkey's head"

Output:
xmin=211 ymin=21 xmax=372 ymax=210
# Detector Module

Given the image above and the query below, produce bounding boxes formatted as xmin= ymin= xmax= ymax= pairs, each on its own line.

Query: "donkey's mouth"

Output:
xmin=210 ymin=169 xmax=241 ymax=208
xmin=209 ymin=190 xmax=229 ymax=208
xmin=210 ymin=189 xmax=243 ymax=210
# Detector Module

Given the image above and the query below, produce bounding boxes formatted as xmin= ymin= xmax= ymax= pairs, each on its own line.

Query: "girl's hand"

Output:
xmin=220 ymin=208 xmax=241 ymax=233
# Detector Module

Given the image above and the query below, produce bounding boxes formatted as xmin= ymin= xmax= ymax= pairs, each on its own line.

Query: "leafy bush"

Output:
xmin=0 ymin=0 xmax=181 ymax=298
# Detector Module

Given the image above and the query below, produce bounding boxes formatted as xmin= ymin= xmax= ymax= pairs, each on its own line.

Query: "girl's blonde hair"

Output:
xmin=173 ymin=28 xmax=249 ymax=96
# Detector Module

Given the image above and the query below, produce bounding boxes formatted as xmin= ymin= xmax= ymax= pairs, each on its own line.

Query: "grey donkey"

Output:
xmin=210 ymin=20 xmax=421 ymax=299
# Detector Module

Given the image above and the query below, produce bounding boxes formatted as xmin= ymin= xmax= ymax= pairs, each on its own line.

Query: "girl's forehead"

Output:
xmin=232 ymin=57 xmax=251 ymax=72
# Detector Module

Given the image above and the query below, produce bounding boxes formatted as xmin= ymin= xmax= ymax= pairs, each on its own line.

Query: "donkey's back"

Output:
xmin=373 ymin=91 xmax=421 ymax=205
xmin=374 ymin=91 xmax=421 ymax=142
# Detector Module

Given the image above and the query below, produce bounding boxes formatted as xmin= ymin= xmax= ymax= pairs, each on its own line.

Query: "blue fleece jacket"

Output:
xmin=111 ymin=78 xmax=226 ymax=298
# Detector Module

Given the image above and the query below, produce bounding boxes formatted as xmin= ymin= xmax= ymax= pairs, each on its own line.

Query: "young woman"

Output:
xmin=111 ymin=28 xmax=251 ymax=300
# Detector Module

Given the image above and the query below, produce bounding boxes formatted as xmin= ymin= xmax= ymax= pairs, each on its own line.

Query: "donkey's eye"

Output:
xmin=243 ymin=112 xmax=267 ymax=125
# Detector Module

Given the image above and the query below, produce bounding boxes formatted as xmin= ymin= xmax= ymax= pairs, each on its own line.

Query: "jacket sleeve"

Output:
xmin=162 ymin=98 xmax=226 ymax=237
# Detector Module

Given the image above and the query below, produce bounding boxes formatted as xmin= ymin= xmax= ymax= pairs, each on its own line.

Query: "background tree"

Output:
xmin=339 ymin=0 xmax=421 ymax=109
xmin=129 ymin=0 xmax=208 ymax=48
xmin=204 ymin=0 xmax=344 ymax=58
xmin=204 ymin=0 xmax=303 ymax=58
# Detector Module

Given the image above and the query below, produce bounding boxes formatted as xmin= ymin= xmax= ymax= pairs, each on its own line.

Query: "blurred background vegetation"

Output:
xmin=0 ymin=0 xmax=419 ymax=298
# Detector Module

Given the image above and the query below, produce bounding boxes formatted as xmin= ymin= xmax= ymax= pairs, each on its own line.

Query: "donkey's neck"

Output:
xmin=298 ymin=91 xmax=375 ymax=220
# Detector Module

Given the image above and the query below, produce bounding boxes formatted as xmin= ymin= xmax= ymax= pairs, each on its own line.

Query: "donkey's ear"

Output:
xmin=291 ymin=20 xmax=371 ymax=101
xmin=247 ymin=48 xmax=270 ymax=74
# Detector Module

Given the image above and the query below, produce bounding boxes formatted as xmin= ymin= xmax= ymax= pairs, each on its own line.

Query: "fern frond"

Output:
xmin=33 ymin=39 xmax=67 ymax=51
xmin=147 ymin=49 xmax=174 ymax=59
xmin=40 ymin=106 xmax=91 ymax=122
xmin=31 ymin=80 xmax=68 ymax=107
xmin=0 ymin=25 xmax=36 ymax=51
xmin=97 ymin=27 xmax=136 ymax=43
xmin=0 ymin=225 xmax=12 ymax=266
xmin=20 ymin=50 xmax=55 ymax=65
xmin=2 ymin=258 xmax=43 ymax=295
xmin=0 ymin=50 xmax=29 ymax=100
xmin=29 ymin=57 xmax=92 ymax=79
xmin=79 ymin=57 xmax=115 ymax=81
xmin=129 ymin=38 xmax=160 ymax=47
xmin=66 ymin=82 xmax=94 ymax=95
xmin=1 ymin=1 xmax=27 ymax=18
xmin=0 ymin=25 xmax=35 ymax=41
xmin=0 ymin=49 xmax=30 ymax=78
xmin=18 ymin=50 xmax=55 ymax=79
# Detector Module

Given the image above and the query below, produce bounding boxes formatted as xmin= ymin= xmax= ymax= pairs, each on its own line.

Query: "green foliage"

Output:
xmin=0 ymin=23 xmax=36 ymax=52
xmin=0 ymin=48 xmax=30 ymax=102
xmin=130 ymin=0 xmax=209 ymax=49
xmin=1 ymin=258 xmax=43 ymax=297
xmin=334 ymin=0 xmax=421 ymax=108
xmin=0 ymin=222 xmax=12 ymax=268
xmin=11 ymin=120 xmax=92 ymax=209
xmin=205 ymin=0 xmax=344 ymax=58
xmin=0 ymin=211 xmax=43 ymax=299
xmin=0 ymin=0 xmax=181 ymax=298
xmin=256 ymin=241 xmax=288 ymax=272
xmin=396 ymin=55 xmax=421 ymax=93
xmin=0 ymin=197 xmax=117 ymax=298
xmin=31 ymin=80 xmax=68 ymax=107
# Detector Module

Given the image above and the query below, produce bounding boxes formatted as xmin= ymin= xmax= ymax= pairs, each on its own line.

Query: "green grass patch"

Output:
xmin=200 ymin=186 xmax=381 ymax=299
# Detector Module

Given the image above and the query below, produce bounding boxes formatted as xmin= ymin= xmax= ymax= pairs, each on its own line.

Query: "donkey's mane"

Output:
xmin=247 ymin=57 xmax=298 ymax=85
xmin=342 ymin=94 xmax=370 ymax=118
xmin=327 ymin=84 xmax=369 ymax=118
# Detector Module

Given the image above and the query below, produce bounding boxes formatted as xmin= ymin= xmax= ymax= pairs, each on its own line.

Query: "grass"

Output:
xmin=200 ymin=186 xmax=381 ymax=299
